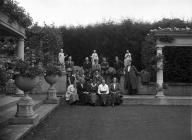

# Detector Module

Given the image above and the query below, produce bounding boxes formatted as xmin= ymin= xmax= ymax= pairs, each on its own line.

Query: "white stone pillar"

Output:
xmin=16 ymin=38 xmax=25 ymax=96
xmin=156 ymin=45 xmax=164 ymax=97
xmin=17 ymin=38 xmax=24 ymax=60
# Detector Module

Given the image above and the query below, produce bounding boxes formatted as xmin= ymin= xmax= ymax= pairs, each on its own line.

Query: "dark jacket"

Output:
xmin=113 ymin=60 xmax=123 ymax=71
xmin=110 ymin=83 xmax=120 ymax=93
xmin=77 ymin=82 xmax=87 ymax=95
xmin=124 ymin=65 xmax=140 ymax=89
xmin=83 ymin=62 xmax=92 ymax=71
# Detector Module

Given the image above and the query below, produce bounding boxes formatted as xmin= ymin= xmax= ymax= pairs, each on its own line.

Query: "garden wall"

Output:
xmin=120 ymin=77 xmax=192 ymax=96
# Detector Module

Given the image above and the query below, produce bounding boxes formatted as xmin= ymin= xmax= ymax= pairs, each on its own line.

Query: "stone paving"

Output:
xmin=24 ymin=101 xmax=191 ymax=140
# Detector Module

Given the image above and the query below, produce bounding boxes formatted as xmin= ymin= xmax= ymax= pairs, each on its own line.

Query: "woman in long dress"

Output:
xmin=98 ymin=79 xmax=109 ymax=106
xmin=65 ymin=82 xmax=79 ymax=105
xmin=88 ymin=80 xmax=98 ymax=106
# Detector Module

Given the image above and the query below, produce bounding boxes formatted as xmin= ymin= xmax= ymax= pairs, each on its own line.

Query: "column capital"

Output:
xmin=17 ymin=37 xmax=25 ymax=42
xmin=156 ymin=44 xmax=164 ymax=49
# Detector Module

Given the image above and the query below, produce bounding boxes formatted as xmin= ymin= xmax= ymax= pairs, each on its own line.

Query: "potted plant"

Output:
xmin=12 ymin=59 xmax=43 ymax=124
xmin=44 ymin=64 xmax=62 ymax=103
xmin=14 ymin=60 xmax=42 ymax=91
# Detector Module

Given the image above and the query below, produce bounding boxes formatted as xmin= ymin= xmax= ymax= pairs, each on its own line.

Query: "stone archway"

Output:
xmin=151 ymin=29 xmax=192 ymax=97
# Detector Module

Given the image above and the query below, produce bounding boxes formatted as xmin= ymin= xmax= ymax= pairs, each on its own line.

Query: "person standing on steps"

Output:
xmin=124 ymin=61 xmax=140 ymax=95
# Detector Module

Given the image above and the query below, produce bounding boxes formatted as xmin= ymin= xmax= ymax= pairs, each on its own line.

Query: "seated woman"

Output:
xmin=98 ymin=79 xmax=109 ymax=106
xmin=87 ymin=80 xmax=99 ymax=106
xmin=77 ymin=78 xmax=89 ymax=105
xmin=65 ymin=81 xmax=79 ymax=105
xmin=109 ymin=77 xmax=123 ymax=107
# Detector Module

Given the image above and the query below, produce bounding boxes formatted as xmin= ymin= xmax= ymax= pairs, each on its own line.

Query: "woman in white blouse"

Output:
xmin=66 ymin=82 xmax=79 ymax=105
xmin=98 ymin=79 xmax=109 ymax=106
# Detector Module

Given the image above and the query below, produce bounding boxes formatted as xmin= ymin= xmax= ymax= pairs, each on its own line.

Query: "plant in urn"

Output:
xmin=13 ymin=60 xmax=42 ymax=124
xmin=44 ymin=64 xmax=62 ymax=103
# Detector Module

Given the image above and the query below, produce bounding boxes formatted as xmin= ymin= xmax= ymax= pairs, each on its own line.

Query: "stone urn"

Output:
xmin=13 ymin=76 xmax=40 ymax=124
xmin=45 ymin=75 xmax=59 ymax=104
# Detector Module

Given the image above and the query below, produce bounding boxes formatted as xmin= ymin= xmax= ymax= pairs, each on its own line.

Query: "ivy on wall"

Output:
xmin=0 ymin=0 xmax=32 ymax=28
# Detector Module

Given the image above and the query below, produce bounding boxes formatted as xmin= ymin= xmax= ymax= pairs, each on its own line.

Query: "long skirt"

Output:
xmin=79 ymin=93 xmax=90 ymax=105
xmin=99 ymin=94 xmax=109 ymax=105
xmin=89 ymin=93 xmax=98 ymax=105
xmin=69 ymin=93 xmax=79 ymax=104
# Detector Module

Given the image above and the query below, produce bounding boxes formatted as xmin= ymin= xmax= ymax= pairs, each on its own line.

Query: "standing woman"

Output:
xmin=98 ymin=79 xmax=109 ymax=106
xmin=101 ymin=57 xmax=109 ymax=81
xmin=65 ymin=80 xmax=79 ymax=105
xmin=92 ymin=59 xmax=101 ymax=73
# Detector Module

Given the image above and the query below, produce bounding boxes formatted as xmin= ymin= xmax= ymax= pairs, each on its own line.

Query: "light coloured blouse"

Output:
xmin=98 ymin=84 xmax=109 ymax=94
xmin=66 ymin=84 xmax=77 ymax=100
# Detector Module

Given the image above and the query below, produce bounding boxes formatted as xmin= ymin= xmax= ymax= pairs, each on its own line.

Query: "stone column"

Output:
xmin=16 ymin=38 xmax=24 ymax=96
xmin=155 ymin=45 xmax=165 ymax=97
xmin=17 ymin=38 xmax=24 ymax=60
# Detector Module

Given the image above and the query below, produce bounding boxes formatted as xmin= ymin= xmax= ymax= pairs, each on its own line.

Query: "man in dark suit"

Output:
xmin=110 ymin=77 xmax=123 ymax=106
xmin=124 ymin=61 xmax=140 ymax=95
xmin=76 ymin=78 xmax=89 ymax=105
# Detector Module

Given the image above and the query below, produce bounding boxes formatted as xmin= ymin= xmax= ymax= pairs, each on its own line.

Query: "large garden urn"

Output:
xmin=13 ymin=76 xmax=40 ymax=124
xmin=45 ymin=74 xmax=59 ymax=104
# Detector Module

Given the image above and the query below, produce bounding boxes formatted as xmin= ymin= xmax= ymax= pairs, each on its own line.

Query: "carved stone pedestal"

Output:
xmin=45 ymin=86 xmax=59 ymax=104
xmin=11 ymin=94 xmax=39 ymax=125
xmin=155 ymin=90 xmax=165 ymax=98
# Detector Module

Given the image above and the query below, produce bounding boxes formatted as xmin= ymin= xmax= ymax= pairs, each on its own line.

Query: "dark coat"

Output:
xmin=113 ymin=60 xmax=123 ymax=71
xmin=110 ymin=83 xmax=120 ymax=93
xmin=76 ymin=83 xmax=87 ymax=95
xmin=65 ymin=61 xmax=74 ymax=69
xmin=83 ymin=62 xmax=92 ymax=71
xmin=124 ymin=65 xmax=140 ymax=89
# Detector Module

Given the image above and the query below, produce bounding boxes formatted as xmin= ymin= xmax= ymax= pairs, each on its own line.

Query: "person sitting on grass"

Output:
xmin=109 ymin=77 xmax=123 ymax=107
xmin=65 ymin=80 xmax=79 ymax=105
xmin=98 ymin=79 xmax=109 ymax=106
xmin=87 ymin=79 xmax=99 ymax=106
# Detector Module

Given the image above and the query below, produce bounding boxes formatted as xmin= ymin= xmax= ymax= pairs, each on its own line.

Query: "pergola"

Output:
xmin=0 ymin=11 xmax=25 ymax=60
xmin=0 ymin=11 xmax=26 ymax=95
xmin=152 ymin=29 xmax=192 ymax=97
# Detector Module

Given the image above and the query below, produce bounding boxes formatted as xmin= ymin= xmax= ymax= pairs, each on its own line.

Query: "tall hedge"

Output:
xmin=25 ymin=18 xmax=192 ymax=82
xmin=60 ymin=19 xmax=150 ymax=70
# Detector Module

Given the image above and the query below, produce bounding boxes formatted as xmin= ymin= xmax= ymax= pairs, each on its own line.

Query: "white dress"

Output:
xmin=58 ymin=52 xmax=65 ymax=65
xmin=91 ymin=52 xmax=99 ymax=65
xmin=124 ymin=53 xmax=132 ymax=67
xmin=66 ymin=85 xmax=79 ymax=103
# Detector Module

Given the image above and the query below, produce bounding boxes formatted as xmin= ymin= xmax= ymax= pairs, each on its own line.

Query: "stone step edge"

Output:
xmin=0 ymin=99 xmax=45 ymax=129
xmin=0 ymin=103 xmax=59 ymax=140
xmin=0 ymin=98 xmax=20 ymax=112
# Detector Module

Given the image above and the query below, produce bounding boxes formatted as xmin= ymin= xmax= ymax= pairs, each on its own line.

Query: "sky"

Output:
xmin=16 ymin=0 xmax=192 ymax=26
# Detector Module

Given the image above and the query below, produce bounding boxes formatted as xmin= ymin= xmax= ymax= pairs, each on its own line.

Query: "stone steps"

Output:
xmin=122 ymin=95 xmax=192 ymax=106
xmin=0 ymin=96 xmax=20 ymax=112
xmin=0 ymin=104 xmax=58 ymax=140
xmin=0 ymin=100 xmax=44 ymax=129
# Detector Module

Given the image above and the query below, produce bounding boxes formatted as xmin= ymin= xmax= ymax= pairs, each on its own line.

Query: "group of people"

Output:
xmin=58 ymin=49 xmax=140 ymax=106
